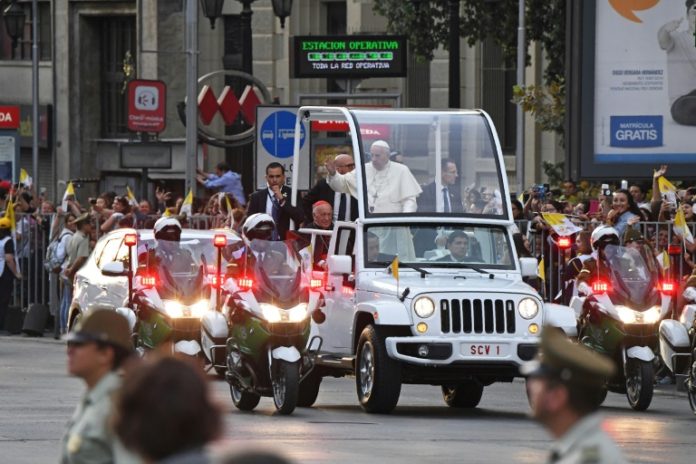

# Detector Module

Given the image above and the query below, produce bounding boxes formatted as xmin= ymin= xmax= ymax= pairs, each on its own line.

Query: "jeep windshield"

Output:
xmin=365 ymin=224 xmax=514 ymax=270
xmin=350 ymin=110 xmax=507 ymax=219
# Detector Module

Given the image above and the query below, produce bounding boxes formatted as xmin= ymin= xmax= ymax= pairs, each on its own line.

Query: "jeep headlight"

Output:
xmin=518 ymin=298 xmax=539 ymax=320
xmin=413 ymin=296 xmax=435 ymax=318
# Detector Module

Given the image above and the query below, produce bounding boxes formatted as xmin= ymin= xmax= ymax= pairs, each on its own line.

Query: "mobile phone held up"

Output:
xmin=601 ymin=183 xmax=611 ymax=197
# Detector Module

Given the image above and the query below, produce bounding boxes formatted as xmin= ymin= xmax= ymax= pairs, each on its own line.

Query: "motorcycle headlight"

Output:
xmin=190 ymin=300 xmax=210 ymax=318
xmin=288 ymin=303 xmax=309 ymax=322
xmin=260 ymin=303 xmax=282 ymax=323
xmin=617 ymin=305 xmax=661 ymax=324
xmin=413 ymin=296 xmax=435 ymax=318
xmin=518 ymin=298 xmax=539 ymax=320
xmin=164 ymin=300 xmax=184 ymax=318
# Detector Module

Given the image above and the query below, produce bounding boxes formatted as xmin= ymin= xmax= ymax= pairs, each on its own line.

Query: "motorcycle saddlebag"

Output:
xmin=22 ymin=303 xmax=49 ymax=337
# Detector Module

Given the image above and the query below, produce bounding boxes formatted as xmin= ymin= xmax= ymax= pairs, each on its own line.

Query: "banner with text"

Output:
xmin=594 ymin=1 xmax=696 ymax=165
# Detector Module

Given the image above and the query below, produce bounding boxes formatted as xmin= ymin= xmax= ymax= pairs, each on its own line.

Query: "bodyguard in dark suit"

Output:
xmin=246 ymin=162 xmax=304 ymax=240
xmin=414 ymin=159 xmax=464 ymax=256
xmin=417 ymin=159 xmax=464 ymax=213
xmin=303 ymin=154 xmax=358 ymax=223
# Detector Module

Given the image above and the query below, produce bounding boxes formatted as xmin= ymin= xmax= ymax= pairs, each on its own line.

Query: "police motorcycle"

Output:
xmin=571 ymin=226 xmax=671 ymax=411
xmin=122 ymin=218 xmax=228 ymax=357
xmin=222 ymin=214 xmax=324 ymax=415
xmin=658 ymin=285 xmax=696 ymax=413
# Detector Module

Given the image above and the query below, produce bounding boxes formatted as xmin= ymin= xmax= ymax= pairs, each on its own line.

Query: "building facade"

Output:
xmin=0 ymin=0 xmax=561 ymax=203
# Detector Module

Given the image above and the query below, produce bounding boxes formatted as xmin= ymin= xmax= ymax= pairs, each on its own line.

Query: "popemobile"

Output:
xmin=293 ymin=107 xmax=576 ymax=413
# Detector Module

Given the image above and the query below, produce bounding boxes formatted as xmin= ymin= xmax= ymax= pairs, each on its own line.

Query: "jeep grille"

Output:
xmin=440 ymin=299 xmax=516 ymax=334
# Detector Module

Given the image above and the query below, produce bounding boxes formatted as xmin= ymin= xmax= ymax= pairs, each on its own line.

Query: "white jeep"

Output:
xmin=292 ymin=107 xmax=575 ymax=413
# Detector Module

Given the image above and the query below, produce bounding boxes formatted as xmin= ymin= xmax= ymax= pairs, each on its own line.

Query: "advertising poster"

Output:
xmin=594 ymin=0 xmax=696 ymax=166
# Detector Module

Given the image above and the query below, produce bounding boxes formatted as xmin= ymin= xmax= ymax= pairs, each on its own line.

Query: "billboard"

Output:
xmin=583 ymin=0 xmax=696 ymax=177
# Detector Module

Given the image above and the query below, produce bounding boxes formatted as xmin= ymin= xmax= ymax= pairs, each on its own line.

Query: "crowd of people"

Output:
xmin=2 ymin=153 xmax=696 ymax=337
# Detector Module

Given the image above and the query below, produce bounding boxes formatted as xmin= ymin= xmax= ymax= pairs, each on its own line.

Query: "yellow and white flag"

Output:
xmin=19 ymin=168 xmax=32 ymax=187
xmin=537 ymin=257 xmax=546 ymax=281
xmin=673 ymin=208 xmax=694 ymax=244
xmin=541 ymin=212 xmax=582 ymax=237
xmin=657 ymin=175 xmax=677 ymax=205
xmin=162 ymin=208 xmax=172 ymax=218
xmin=225 ymin=194 xmax=234 ymax=217
xmin=61 ymin=182 xmax=75 ymax=211
xmin=126 ymin=186 xmax=139 ymax=208
xmin=657 ymin=251 xmax=670 ymax=274
xmin=3 ymin=194 xmax=16 ymax=233
xmin=179 ymin=189 xmax=193 ymax=217
xmin=390 ymin=256 xmax=399 ymax=281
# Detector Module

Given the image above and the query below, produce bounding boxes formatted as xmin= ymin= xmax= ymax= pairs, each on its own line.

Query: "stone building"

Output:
xmin=0 ymin=0 xmax=560 ymax=203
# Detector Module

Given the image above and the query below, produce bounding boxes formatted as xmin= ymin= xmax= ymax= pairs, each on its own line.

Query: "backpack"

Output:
xmin=44 ymin=230 xmax=72 ymax=273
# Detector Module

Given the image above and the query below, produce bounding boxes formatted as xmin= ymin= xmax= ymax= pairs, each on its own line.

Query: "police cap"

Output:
xmin=64 ymin=309 xmax=133 ymax=352
xmin=520 ymin=327 xmax=615 ymax=388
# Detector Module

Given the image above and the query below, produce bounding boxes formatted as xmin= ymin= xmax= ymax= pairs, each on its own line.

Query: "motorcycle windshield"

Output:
xmin=604 ymin=244 xmax=658 ymax=304
xmin=248 ymin=239 xmax=303 ymax=301
xmin=145 ymin=238 xmax=220 ymax=304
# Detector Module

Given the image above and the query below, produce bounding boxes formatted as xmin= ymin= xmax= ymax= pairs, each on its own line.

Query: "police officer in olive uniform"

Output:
xmin=521 ymin=328 xmax=628 ymax=464
xmin=61 ymin=309 xmax=140 ymax=464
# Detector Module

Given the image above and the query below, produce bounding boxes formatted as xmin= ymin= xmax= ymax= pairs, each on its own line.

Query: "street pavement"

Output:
xmin=1 ymin=334 xmax=693 ymax=463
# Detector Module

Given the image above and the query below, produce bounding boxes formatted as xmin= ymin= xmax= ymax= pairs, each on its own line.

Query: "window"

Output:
xmin=0 ymin=1 xmax=52 ymax=61
xmin=481 ymin=38 xmax=516 ymax=153
xmin=97 ymin=238 xmax=122 ymax=269
xmin=100 ymin=16 xmax=136 ymax=138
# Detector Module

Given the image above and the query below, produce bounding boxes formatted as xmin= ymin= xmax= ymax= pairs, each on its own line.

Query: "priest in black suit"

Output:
xmin=246 ymin=162 xmax=304 ymax=240
xmin=302 ymin=153 xmax=358 ymax=224
xmin=414 ymin=159 xmax=464 ymax=256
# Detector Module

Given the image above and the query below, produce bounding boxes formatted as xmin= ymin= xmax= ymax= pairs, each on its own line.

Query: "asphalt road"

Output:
xmin=1 ymin=334 xmax=693 ymax=464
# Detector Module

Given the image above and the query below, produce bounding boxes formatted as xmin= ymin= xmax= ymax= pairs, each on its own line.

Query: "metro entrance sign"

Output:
xmin=290 ymin=35 xmax=407 ymax=78
xmin=127 ymin=79 xmax=166 ymax=133
xmin=0 ymin=105 xmax=20 ymax=183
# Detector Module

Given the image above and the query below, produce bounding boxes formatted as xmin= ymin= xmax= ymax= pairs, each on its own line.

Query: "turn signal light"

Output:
xmin=592 ymin=280 xmax=610 ymax=293
xmin=141 ymin=275 xmax=157 ymax=288
xmin=659 ymin=281 xmax=676 ymax=294
xmin=214 ymin=234 xmax=227 ymax=248
xmin=557 ymin=237 xmax=572 ymax=249
xmin=237 ymin=277 xmax=253 ymax=291
xmin=124 ymin=233 xmax=137 ymax=247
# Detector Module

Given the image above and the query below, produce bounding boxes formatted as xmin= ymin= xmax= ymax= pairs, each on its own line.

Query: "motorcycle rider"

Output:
xmin=143 ymin=217 xmax=194 ymax=274
xmin=576 ymin=226 xmax=620 ymax=296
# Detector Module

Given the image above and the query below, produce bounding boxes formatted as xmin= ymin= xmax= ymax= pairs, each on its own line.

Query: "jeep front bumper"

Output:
xmin=384 ymin=336 xmax=538 ymax=367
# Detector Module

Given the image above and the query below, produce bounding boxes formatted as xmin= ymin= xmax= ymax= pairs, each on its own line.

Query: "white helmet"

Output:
xmin=590 ymin=225 xmax=619 ymax=252
xmin=153 ymin=216 xmax=182 ymax=241
xmin=242 ymin=213 xmax=275 ymax=242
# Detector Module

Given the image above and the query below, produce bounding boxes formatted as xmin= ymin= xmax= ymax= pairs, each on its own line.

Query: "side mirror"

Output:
xmin=519 ymin=257 xmax=538 ymax=278
xmin=328 ymin=255 xmax=352 ymax=275
xmin=102 ymin=261 xmax=126 ymax=276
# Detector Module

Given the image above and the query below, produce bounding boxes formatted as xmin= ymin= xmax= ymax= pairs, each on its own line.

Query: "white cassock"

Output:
xmin=328 ymin=161 xmax=422 ymax=259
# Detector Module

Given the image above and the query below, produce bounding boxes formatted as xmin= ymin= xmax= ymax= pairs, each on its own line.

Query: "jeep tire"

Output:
xmin=355 ymin=325 xmax=402 ymax=413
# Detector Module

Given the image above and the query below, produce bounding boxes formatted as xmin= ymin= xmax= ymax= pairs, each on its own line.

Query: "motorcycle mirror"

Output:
xmin=312 ymin=308 xmax=326 ymax=324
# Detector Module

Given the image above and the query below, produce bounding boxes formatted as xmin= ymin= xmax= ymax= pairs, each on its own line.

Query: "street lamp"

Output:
xmin=2 ymin=1 xmax=25 ymax=53
xmin=200 ymin=0 xmax=224 ymax=29
xmin=271 ymin=0 xmax=293 ymax=29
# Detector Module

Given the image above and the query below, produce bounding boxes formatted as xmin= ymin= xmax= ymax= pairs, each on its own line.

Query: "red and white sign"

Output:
xmin=310 ymin=120 xmax=390 ymax=140
xmin=127 ymin=80 xmax=166 ymax=133
xmin=0 ymin=106 xmax=20 ymax=129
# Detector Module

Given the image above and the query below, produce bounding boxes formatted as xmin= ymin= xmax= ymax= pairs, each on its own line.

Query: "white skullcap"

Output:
xmin=371 ymin=140 xmax=390 ymax=150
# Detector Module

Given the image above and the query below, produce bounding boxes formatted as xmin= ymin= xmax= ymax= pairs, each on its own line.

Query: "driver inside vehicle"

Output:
xmin=437 ymin=231 xmax=481 ymax=263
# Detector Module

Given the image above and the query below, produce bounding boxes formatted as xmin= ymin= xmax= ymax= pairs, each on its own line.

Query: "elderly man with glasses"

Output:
xmin=303 ymin=153 xmax=358 ymax=224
